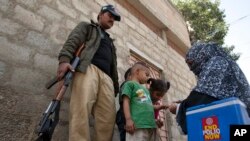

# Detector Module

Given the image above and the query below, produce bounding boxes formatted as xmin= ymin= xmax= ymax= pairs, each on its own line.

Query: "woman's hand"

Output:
xmin=168 ymin=103 xmax=177 ymax=114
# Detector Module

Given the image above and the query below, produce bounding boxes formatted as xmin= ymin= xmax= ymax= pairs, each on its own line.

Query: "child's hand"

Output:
xmin=156 ymin=119 xmax=164 ymax=128
xmin=125 ymin=118 xmax=135 ymax=134
xmin=154 ymin=104 xmax=169 ymax=110
xmin=160 ymin=104 xmax=169 ymax=109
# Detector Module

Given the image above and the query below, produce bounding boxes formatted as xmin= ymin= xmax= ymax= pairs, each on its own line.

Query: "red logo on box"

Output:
xmin=202 ymin=116 xmax=221 ymax=140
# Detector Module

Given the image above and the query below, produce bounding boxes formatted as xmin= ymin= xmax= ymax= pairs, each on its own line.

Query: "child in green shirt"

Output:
xmin=122 ymin=62 xmax=156 ymax=141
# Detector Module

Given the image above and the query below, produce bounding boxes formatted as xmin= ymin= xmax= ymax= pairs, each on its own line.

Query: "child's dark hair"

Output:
xmin=124 ymin=67 xmax=132 ymax=80
xmin=148 ymin=78 xmax=170 ymax=93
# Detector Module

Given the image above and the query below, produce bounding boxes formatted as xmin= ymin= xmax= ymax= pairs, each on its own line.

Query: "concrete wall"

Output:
xmin=0 ymin=0 xmax=196 ymax=140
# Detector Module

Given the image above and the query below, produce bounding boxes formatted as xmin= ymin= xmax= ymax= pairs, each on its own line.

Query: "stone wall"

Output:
xmin=0 ymin=0 xmax=195 ymax=140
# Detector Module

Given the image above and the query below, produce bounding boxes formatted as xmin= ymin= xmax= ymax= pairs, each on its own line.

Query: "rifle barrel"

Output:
xmin=37 ymin=43 xmax=85 ymax=139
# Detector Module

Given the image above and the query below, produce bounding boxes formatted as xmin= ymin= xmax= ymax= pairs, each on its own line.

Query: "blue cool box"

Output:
xmin=186 ymin=97 xmax=250 ymax=141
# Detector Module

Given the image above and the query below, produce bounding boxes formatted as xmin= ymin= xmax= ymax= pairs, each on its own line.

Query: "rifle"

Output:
xmin=35 ymin=44 xmax=85 ymax=141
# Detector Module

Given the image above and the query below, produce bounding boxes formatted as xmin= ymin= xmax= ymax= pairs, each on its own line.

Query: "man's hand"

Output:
xmin=57 ymin=62 xmax=74 ymax=80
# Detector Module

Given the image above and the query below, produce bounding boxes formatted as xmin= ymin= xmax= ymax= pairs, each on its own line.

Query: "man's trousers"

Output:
xmin=69 ymin=64 xmax=116 ymax=141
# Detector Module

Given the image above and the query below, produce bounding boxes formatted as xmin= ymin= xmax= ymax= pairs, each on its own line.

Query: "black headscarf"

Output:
xmin=186 ymin=42 xmax=250 ymax=108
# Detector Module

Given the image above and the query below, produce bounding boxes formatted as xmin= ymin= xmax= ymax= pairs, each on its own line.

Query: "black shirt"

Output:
xmin=176 ymin=91 xmax=219 ymax=134
xmin=91 ymin=30 xmax=113 ymax=77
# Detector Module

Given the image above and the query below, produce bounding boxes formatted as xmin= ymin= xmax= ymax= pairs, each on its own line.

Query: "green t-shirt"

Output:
xmin=122 ymin=81 xmax=156 ymax=129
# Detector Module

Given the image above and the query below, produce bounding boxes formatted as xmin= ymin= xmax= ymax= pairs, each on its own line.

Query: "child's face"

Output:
xmin=151 ymin=91 xmax=164 ymax=102
xmin=137 ymin=68 xmax=150 ymax=84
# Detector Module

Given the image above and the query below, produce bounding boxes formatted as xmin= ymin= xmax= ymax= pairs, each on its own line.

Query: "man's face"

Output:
xmin=98 ymin=11 xmax=115 ymax=29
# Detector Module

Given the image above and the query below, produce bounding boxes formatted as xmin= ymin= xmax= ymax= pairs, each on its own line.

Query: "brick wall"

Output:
xmin=0 ymin=0 xmax=195 ymax=140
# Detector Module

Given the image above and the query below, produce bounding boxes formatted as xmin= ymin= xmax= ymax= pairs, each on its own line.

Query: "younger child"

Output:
xmin=148 ymin=78 xmax=170 ymax=128
xmin=122 ymin=62 xmax=155 ymax=141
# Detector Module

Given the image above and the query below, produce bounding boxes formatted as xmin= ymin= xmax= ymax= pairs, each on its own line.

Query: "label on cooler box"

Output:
xmin=202 ymin=116 xmax=221 ymax=140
